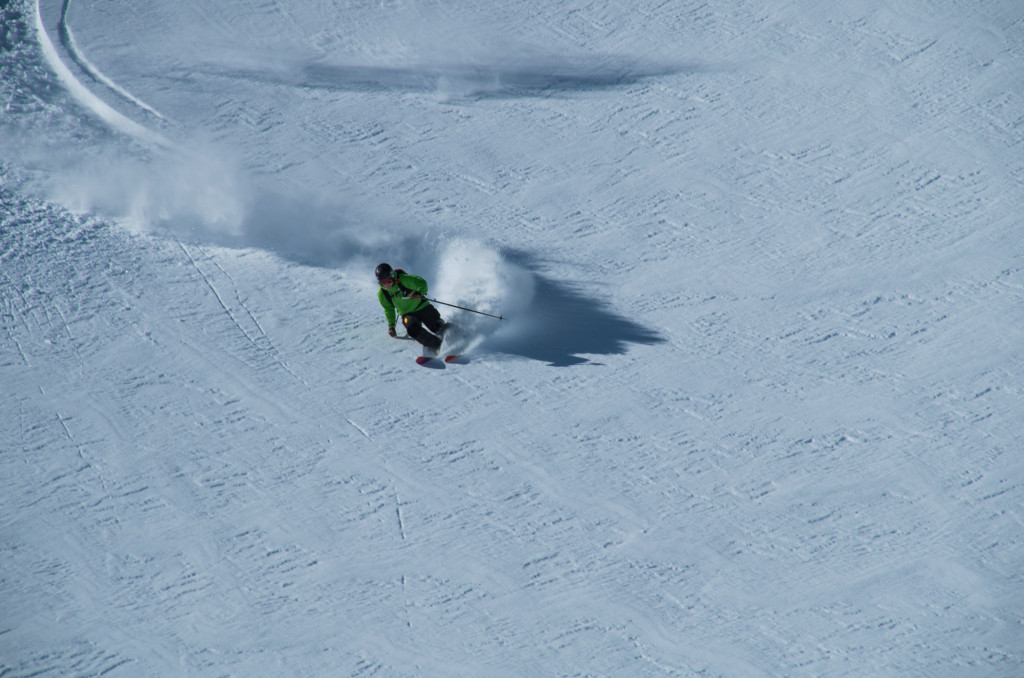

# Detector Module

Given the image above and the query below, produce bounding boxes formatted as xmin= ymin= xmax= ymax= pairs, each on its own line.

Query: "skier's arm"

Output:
xmin=377 ymin=289 xmax=397 ymax=333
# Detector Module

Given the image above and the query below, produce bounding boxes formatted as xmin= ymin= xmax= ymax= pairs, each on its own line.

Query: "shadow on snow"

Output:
xmin=204 ymin=56 xmax=706 ymax=100
xmin=478 ymin=251 xmax=664 ymax=367
xmin=297 ymin=58 xmax=699 ymax=98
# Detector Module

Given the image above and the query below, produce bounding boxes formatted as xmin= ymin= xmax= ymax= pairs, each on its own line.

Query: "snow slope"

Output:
xmin=2 ymin=0 xmax=1023 ymax=675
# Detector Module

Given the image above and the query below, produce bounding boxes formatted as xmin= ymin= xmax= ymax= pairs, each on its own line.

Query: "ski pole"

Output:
xmin=425 ymin=297 xmax=504 ymax=320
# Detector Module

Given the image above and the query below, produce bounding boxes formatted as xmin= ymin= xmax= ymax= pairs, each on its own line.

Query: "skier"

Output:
xmin=375 ymin=263 xmax=448 ymax=354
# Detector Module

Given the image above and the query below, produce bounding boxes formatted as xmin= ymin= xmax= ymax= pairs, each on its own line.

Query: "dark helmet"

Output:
xmin=375 ymin=263 xmax=394 ymax=281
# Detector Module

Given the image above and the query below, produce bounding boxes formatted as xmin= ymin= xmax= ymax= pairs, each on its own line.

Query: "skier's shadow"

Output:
xmin=480 ymin=260 xmax=664 ymax=367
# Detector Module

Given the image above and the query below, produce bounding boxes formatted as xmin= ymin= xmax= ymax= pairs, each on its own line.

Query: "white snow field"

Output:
xmin=2 ymin=0 xmax=1023 ymax=675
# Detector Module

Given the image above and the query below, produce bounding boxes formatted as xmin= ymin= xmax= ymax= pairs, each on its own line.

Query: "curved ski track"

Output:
xmin=34 ymin=0 xmax=170 ymax=147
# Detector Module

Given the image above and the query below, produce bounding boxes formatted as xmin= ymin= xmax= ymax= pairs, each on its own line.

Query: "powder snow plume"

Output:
xmin=45 ymin=146 xmax=249 ymax=238
xmin=434 ymin=239 xmax=534 ymax=349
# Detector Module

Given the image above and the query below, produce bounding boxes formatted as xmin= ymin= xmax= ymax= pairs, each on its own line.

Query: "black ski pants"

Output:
xmin=402 ymin=304 xmax=445 ymax=352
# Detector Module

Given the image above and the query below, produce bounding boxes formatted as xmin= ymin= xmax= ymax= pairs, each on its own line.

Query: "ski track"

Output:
xmin=32 ymin=0 xmax=170 ymax=148
xmin=3 ymin=0 xmax=1024 ymax=676
xmin=56 ymin=0 xmax=167 ymax=121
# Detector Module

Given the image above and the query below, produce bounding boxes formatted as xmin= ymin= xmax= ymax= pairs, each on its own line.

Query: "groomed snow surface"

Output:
xmin=2 ymin=0 xmax=1023 ymax=675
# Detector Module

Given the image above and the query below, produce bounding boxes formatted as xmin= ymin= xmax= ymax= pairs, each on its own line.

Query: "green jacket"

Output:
xmin=378 ymin=271 xmax=430 ymax=329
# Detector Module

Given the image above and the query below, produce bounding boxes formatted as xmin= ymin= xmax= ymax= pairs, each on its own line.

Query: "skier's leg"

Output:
xmin=406 ymin=306 xmax=447 ymax=337
xmin=418 ymin=305 xmax=447 ymax=336
xmin=402 ymin=315 xmax=442 ymax=352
